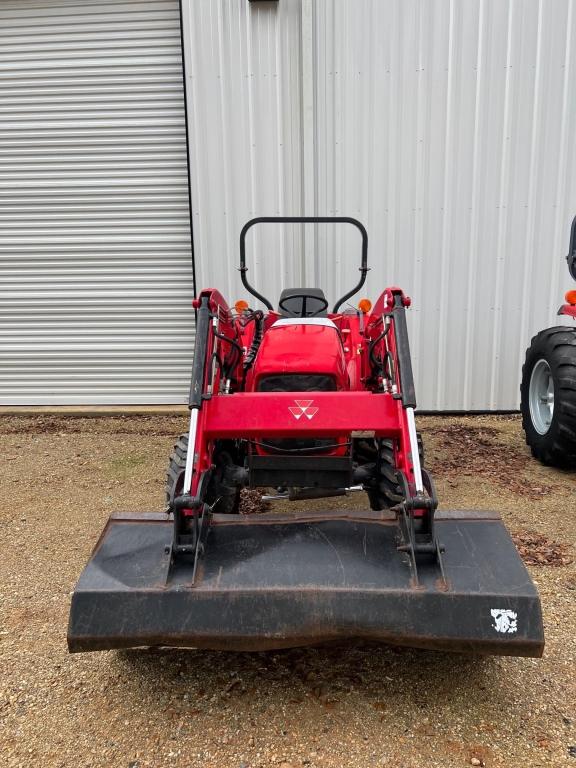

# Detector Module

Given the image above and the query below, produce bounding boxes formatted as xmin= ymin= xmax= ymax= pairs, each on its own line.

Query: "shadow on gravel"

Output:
xmin=111 ymin=642 xmax=496 ymax=711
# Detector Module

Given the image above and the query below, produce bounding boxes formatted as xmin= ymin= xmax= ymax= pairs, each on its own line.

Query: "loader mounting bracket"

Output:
xmin=171 ymin=469 xmax=212 ymax=575
xmin=171 ymin=496 xmax=213 ymax=584
xmin=396 ymin=468 xmax=446 ymax=586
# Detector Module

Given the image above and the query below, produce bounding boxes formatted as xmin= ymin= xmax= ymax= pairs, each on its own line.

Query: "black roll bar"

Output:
xmin=239 ymin=216 xmax=369 ymax=313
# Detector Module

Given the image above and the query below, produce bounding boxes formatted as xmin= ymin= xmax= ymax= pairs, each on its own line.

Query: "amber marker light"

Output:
xmin=235 ymin=299 xmax=249 ymax=313
xmin=565 ymin=290 xmax=576 ymax=305
xmin=358 ymin=298 xmax=372 ymax=313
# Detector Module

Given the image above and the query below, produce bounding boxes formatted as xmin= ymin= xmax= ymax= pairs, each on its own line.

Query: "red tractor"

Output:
xmin=521 ymin=216 xmax=576 ymax=466
xmin=69 ymin=217 xmax=544 ymax=657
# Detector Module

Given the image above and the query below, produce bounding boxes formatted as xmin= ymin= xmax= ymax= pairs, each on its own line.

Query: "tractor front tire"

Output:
xmin=358 ymin=435 xmax=424 ymax=511
xmin=520 ymin=326 xmax=576 ymax=468
xmin=166 ymin=434 xmax=240 ymax=514
xmin=166 ymin=434 xmax=187 ymax=507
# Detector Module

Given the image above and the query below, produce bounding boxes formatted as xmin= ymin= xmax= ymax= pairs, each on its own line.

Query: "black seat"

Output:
xmin=278 ymin=288 xmax=328 ymax=317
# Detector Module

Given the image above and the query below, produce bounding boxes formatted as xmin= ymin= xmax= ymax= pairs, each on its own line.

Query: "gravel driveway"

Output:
xmin=1 ymin=414 xmax=574 ymax=767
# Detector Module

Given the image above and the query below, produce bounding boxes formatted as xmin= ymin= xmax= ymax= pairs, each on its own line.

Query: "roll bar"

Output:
xmin=239 ymin=216 xmax=369 ymax=313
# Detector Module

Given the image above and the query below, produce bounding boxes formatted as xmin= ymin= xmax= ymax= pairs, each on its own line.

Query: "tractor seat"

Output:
xmin=278 ymin=288 xmax=329 ymax=318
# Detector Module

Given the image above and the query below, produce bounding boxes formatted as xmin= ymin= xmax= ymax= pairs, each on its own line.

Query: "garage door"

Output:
xmin=0 ymin=0 xmax=194 ymax=404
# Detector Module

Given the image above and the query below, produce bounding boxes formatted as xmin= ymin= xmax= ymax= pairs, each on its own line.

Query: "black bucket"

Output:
xmin=68 ymin=509 xmax=544 ymax=657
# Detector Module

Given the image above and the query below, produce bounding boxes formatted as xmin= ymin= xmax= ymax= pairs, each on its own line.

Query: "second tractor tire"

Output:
xmin=520 ymin=326 xmax=576 ymax=468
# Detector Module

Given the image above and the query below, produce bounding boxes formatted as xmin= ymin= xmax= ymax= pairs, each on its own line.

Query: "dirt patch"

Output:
xmin=0 ymin=414 xmax=185 ymax=436
xmin=512 ymin=531 xmax=573 ymax=567
xmin=425 ymin=423 xmax=556 ymax=497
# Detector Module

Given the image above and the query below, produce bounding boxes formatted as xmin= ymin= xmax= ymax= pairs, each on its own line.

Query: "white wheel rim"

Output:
xmin=529 ymin=359 xmax=554 ymax=435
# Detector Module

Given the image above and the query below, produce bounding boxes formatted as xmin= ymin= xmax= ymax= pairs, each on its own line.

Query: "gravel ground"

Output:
xmin=1 ymin=413 xmax=575 ymax=768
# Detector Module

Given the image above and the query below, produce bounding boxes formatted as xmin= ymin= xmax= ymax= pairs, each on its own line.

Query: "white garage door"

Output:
xmin=0 ymin=0 xmax=194 ymax=404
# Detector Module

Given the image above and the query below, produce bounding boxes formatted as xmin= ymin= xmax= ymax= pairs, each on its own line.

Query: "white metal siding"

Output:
xmin=0 ymin=0 xmax=194 ymax=404
xmin=183 ymin=0 xmax=576 ymax=410
xmin=180 ymin=0 xmax=305 ymax=299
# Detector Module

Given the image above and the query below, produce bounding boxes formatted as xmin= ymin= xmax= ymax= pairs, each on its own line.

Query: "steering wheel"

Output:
xmin=278 ymin=293 xmax=329 ymax=318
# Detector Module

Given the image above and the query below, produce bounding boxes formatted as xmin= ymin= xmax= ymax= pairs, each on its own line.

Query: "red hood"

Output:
xmin=252 ymin=319 xmax=348 ymax=387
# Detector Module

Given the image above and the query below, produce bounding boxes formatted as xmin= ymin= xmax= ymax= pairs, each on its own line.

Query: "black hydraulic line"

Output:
xmin=368 ymin=322 xmax=390 ymax=370
xmin=243 ymin=311 xmax=264 ymax=369
xmin=213 ymin=330 xmax=243 ymax=359
xmin=240 ymin=310 xmax=264 ymax=389
xmin=391 ymin=293 xmax=416 ymax=408
xmin=210 ymin=352 xmax=224 ymax=377
xmin=188 ymin=295 xmax=211 ymax=409
xmin=237 ymin=308 xmax=260 ymax=329
xmin=239 ymin=217 xmax=369 ymax=312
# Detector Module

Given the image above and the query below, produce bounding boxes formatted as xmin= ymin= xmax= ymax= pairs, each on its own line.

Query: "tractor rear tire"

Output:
xmin=358 ymin=434 xmax=424 ymax=511
xmin=166 ymin=434 xmax=240 ymax=514
xmin=520 ymin=326 xmax=576 ymax=468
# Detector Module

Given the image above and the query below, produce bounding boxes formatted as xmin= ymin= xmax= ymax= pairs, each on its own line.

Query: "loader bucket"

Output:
xmin=68 ymin=509 xmax=544 ymax=657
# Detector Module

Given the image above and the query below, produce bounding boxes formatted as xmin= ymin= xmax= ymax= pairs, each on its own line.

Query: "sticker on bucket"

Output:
xmin=491 ymin=609 xmax=518 ymax=634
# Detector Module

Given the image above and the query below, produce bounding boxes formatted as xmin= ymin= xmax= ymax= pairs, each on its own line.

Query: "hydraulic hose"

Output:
xmin=243 ymin=310 xmax=264 ymax=370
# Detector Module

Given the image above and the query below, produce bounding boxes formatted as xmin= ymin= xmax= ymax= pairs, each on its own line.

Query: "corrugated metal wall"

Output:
xmin=0 ymin=0 xmax=194 ymax=404
xmin=183 ymin=0 xmax=576 ymax=410
xmin=181 ymin=0 xmax=305 ymax=301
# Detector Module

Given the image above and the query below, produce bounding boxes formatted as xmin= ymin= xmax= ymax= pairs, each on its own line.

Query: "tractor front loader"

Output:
xmin=68 ymin=218 xmax=544 ymax=657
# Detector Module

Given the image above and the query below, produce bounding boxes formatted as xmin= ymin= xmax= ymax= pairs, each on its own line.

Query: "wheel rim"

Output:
xmin=529 ymin=359 xmax=555 ymax=435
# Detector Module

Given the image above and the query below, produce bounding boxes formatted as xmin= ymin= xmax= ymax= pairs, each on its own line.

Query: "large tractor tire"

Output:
xmin=520 ymin=326 xmax=576 ymax=468
xmin=166 ymin=434 xmax=240 ymax=514
xmin=166 ymin=433 xmax=187 ymax=507
xmin=357 ymin=434 xmax=424 ymax=510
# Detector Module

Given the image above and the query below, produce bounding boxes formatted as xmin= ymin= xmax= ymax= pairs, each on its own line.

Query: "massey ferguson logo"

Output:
xmin=289 ymin=399 xmax=318 ymax=420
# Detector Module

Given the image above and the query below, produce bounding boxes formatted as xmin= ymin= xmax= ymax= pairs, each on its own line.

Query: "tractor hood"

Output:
xmin=253 ymin=318 xmax=348 ymax=388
